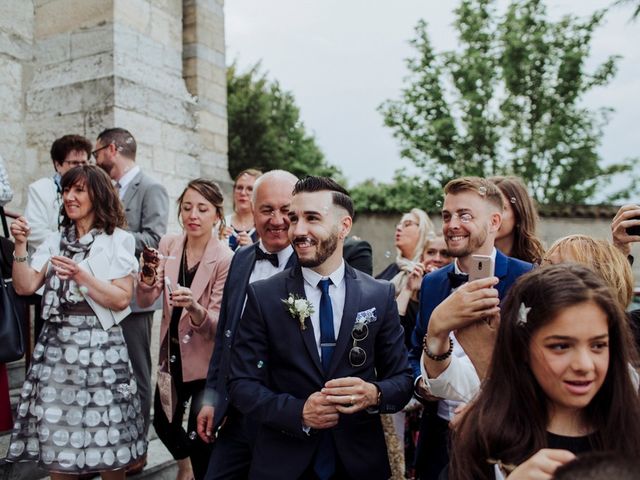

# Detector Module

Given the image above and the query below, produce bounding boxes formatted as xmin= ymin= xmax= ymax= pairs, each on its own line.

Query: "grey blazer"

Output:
xmin=122 ymin=169 xmax=169 ymax=312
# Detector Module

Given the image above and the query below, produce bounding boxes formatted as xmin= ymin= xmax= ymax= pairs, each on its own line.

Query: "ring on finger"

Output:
xmin=350 ymin=395 xmax=355 ymax=405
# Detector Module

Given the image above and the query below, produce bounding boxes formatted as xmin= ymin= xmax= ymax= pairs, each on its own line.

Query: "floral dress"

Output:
xmin=5 ymin=227 xmax=146 ymax=473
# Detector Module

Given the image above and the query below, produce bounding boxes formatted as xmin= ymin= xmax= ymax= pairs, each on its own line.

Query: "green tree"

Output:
xmin=227 ymin=62 xmax=341 ymax=180
xmin=616 ymin=0 xmax=640 ymax=20
xmin=369 ymin=0 xmax=637 ymax=208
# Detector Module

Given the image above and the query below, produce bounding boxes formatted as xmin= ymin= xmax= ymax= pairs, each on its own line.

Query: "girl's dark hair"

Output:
xmin=490 ymin=176 xmax=545 ymax=264
xmin=449 ymin=264 xmax=640 ymax=480
xmin=59 ymin=165 xmax=127 ymax=235
xmin=177 ymin=178 xmax=226 ymax=239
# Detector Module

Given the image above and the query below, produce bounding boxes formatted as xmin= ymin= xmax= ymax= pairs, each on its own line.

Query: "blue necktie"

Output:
xmin=318 ymin=279 xmax=335 ymax=372
xmin=315 ymin=278 xmax=337 ymax=480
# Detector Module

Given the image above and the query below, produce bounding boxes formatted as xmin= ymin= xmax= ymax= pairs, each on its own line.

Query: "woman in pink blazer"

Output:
xmin=137 ymin=179 xmax=232 ymax=480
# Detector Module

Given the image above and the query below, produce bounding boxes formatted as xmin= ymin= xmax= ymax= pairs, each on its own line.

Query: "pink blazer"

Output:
xmin=137 ymin=233 xmax=233 ymax=382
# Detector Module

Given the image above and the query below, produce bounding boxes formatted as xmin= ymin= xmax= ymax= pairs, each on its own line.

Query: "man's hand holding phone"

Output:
xmin=611 ymin=204 xmax=640 ymax=257
xmin=429 ymin=277 xmax=500 ymax=337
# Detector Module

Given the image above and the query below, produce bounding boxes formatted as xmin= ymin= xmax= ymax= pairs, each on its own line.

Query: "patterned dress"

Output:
xmin=5 ymin=227 xmax=146 ymax=473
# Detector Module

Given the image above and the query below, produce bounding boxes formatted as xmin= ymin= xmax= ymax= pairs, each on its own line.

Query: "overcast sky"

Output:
xmin=225 ymin=1 xmax=640 ymax=192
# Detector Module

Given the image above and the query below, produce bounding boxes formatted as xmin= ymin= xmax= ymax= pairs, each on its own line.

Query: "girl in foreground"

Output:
xmin=449 ymin=264 xmax=640 ymax=480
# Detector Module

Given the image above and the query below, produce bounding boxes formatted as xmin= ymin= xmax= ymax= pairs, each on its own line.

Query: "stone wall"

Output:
xmin=0 ymin=0 xmax=229 ymax=227
xmin=352 ymin=213 xmax=640 ymax=282
xmin=0 ymin=1 xmax=35 ymax=208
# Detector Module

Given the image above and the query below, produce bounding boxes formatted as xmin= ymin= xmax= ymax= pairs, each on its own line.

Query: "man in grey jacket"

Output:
xmin=94 ymin=127 xmax=169 ymax=473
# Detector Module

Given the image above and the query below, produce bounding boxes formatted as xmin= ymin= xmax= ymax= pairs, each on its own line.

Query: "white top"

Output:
xmin=248 ymin=242 xmax=294 ymax=284
xmin=301 ymin=261 xmax=346 ymax=359
xmin=24 ymin=176 xmax=61 ymax=254
xmin=32 ymin=228 xmax=139 ymax=330
xmin=420 ymin=351 xmax=480 ymax=403
xmin=116 ymin=165 xmax=140 ymax=199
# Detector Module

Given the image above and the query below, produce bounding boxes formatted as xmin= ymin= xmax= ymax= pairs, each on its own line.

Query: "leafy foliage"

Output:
xmin=359 ymin=0 xmax=638 ymax=211
xmin=615 ymin=0 xmax=640 ymax=20
xmin=227 ymin=62 xmax=341 ymax=180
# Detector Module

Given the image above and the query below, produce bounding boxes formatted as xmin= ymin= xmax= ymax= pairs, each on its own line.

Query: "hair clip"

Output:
xmin=478 ymin=186 xmax=487 ymax=196
xmin=517 ymin=302 xmax=531 ymax=326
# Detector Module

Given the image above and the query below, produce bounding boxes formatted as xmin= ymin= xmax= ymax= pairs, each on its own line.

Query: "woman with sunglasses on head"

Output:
xmin=393 ymin=233 xmax=453 ymax=478
xmin=449 ymin=265 xmax=640 ymax=480
xmin=6 ymin=165 xmax=143 ymax=480
xmin=376 ymin=209 xmax=437 ymax=478
xmin=490 ymin=176 xmax=545 ymax=265
xmin=136 ymin=179 xmax=232 ymax=480
xmin=223 ymin=169 xmax=262 ymax=251
xmin=377 ymin=208 xmax=434 ymax=282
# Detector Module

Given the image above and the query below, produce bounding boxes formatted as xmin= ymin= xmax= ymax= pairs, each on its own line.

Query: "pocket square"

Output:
xmin=355 ymin=307 xmax=377 ymax=325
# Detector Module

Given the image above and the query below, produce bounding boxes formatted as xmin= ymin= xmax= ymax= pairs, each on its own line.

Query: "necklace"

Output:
xmin=182 ymin=242 xmax=202 ymax=276
xmin=232 ymin=212 xmax=254 ymax=232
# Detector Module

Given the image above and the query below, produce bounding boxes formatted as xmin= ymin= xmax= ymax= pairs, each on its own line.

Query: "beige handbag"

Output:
xmin=157 ymin=334 xmax=178 ymax=422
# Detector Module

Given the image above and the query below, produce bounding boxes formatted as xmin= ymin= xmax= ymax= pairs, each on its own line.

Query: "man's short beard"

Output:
xmin=297 ymin=233 xmax=339 ymax=268
xmin=97 ymin=160 xmax=113 ymax=176
xmin=446 ymin=227 xmax=489 ymax=258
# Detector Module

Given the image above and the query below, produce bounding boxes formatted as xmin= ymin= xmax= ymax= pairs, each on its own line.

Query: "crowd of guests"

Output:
xmin=0 ymin=129 xmax=640 ymax=480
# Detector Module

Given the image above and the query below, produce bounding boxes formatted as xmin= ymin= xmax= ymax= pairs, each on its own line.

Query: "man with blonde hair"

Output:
xmin=409 ymin=176 xmax=532 ymax=479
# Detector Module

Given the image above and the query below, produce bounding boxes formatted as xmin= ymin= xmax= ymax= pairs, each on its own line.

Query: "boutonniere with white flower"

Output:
xmin=283 ymin=294 xmax=314 ymax=330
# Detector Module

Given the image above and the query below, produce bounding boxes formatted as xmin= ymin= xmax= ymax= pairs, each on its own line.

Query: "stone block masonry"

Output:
xmin=0 ymin=0 xmax=231 ymax=232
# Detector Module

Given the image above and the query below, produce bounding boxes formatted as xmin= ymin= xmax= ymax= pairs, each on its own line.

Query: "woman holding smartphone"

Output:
xmin=136 ymin=179 xmax=232 ymax=480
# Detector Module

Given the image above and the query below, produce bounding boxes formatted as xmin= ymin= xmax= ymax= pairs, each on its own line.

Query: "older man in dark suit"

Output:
xmin=94 ymin=128 xmax=169 ymax=473
xmin=197 ymin=170 xmax=299 ymax=479
xmin=228 ymin=177 xmax=413 ymax=479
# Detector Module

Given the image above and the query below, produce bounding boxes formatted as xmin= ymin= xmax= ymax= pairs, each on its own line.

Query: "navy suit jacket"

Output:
xmin=408 ymin=250 xmax=533 ymax=379
xmin=203 ymin=243 xmax=297 ymax=428
xmin=228 ymin=264 xmax=413 ymax=480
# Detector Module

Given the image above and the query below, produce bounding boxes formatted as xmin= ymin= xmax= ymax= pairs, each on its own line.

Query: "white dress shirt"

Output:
xmin=301 ymin=261 xmax=346 ymax=359
xmin=248 ymin=242 xmax=294 ymax=284
xmin=116 ymin=165 xmax=140 ymax=199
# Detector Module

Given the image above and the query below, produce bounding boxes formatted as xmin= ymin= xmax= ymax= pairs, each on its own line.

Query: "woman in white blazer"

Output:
xmin=7 ymin=165 xmax=145 ymax=480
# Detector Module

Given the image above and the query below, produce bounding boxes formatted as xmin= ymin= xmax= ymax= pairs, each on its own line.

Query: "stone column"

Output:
xmin=183 ymin=0 xmax=229 ymax=183
xmin=0 ymin=1 xmax=35 ymax=207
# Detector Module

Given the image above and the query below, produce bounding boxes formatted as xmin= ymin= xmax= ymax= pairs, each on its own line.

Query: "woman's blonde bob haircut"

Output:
xmin=545 ymin=234 xmax=634 ymax=308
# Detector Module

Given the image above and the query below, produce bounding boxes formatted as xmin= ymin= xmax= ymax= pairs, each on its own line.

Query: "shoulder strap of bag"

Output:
xmin=0 ymin=206 xmax=8 ymax=238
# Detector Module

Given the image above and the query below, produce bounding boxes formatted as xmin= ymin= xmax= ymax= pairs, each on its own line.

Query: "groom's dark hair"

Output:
xmin=292 ymin=176 xmax=354 ymax=218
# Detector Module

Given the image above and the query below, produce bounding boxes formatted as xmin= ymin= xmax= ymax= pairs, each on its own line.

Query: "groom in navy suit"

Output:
xmin=228 ymin=177 xmax=413 ymax=479
xmin=409 ymin=177 xmax=533 ymax=479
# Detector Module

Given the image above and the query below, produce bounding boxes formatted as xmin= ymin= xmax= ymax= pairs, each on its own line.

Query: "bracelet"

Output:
xmin=12 ymin=251 xmax=28 ymax=263
xmin=422 ymin=334 xmax=453 ymax=361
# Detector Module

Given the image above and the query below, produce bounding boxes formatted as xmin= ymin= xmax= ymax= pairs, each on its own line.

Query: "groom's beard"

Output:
xmin=294 ymin=233 xmax=339 ymax=269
